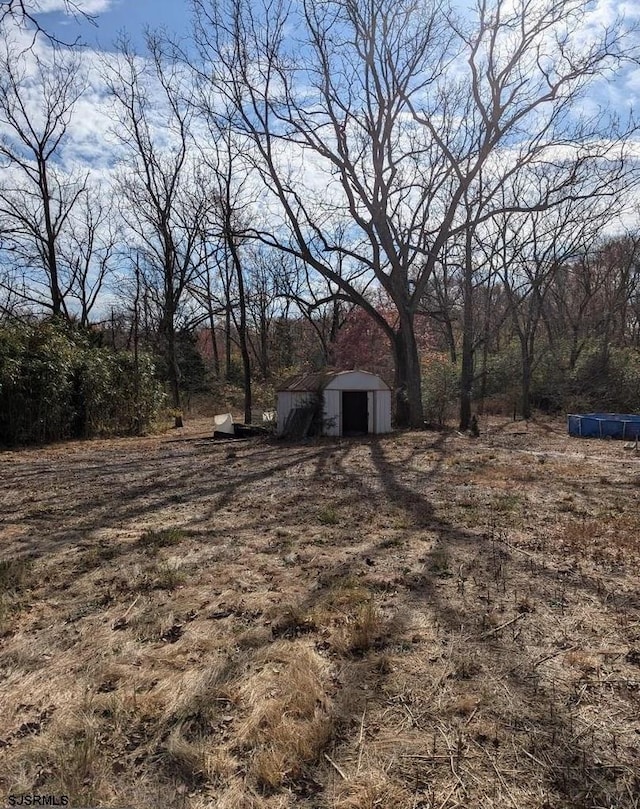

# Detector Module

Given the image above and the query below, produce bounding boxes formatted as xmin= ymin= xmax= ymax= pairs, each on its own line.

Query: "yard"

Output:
xmin=1 ymin=417 xmax=639 ymax=808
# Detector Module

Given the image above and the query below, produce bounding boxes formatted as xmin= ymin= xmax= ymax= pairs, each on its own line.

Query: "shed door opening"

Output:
xmin=342 ymin=391 xmax=368 ymax=435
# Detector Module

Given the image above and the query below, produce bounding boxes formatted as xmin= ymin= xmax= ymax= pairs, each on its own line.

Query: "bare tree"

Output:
xmin=198 ymin=124 xmax=257 ymax=423
xmin=105 ymin=34 xmax=212 ymax=427
xmin=283 ymin=260 xmax=355 ymax=370
xmin=433 ymin=0 xmax=638 ymax=428
xmin=243 ymin=246 xmax=286 ymax=381
xmin=0 ymin=0 xmax=97 ymax=47
xmin=192 ymin=0 xmax=454 ymax=427
xmin=481 ymin=193 xmax=612 ymax=419
xmin=191 ymin=0 xmax=639 ymax=428
xmin=545 ymin=234 xmax=640 ymax=366
xmin=187 ymin=241 xmax=227 ymax=380
xmin=419 ymin=243 xmax=462 ymax=364
xmin=589 ymin=237 xmax=640 ymax=350
xmin=0 ymin=43 xmax=87 ymax=318
xmin=59 ymin=184 xmax=118 ymax=327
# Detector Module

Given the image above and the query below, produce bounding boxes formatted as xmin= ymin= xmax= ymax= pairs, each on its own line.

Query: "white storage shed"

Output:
xmin=277 ymin=370 xmax=392 ymax=437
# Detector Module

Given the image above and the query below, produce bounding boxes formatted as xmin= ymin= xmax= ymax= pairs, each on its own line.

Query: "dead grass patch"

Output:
xmin=270 ymin=603 xmax=317 ymax=639
xmin=334 ymin=600 xmax=391 ymax=656
xmin=331 ymin=770 xmax=414 ymax=809
xmin=159 ymin=725 xmax=209 ymax=786
xmin=4 ymin=707 xmax=109 ymax=804
xmin=0 ymin=556 xmax=33 ymax=636
xmin=237 ymin=643 xmax=334 ymax=791
xmin=130 ymin=560 xmax=186 ymax=592
xmin=0 ymin=556 xmax=32 ymax=593
xmin=317 ymin=506 xmax=340 ymax=526
xmin=2 ymin=418 xmax=640 ymax=808
xmin=317 ymin=577 xmax=372 ymax=611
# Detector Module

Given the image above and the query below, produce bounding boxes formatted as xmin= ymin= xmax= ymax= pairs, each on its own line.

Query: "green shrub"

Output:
xmin=570 ymin=344 xmax=640 ymax=412
xmin=79 ymin=349 xmax=166 ymax=437
xmin=421 ymin=352 xmax=459 ymax=426
xmin=0 ymin=320 xmax=77 ymax=443
xmin=472 ymin=338 xmax=640 ymax=416
xmin=0 ymin=320 xmax=165 ymax=445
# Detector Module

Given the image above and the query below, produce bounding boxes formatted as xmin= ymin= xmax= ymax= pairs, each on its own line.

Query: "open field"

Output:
xmin=1 ymin=417 xmax=640 ymax=808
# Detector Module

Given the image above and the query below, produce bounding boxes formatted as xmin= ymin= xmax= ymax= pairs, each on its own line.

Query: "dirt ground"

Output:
xmin=1 ymin=416 xmax=639 ymax=808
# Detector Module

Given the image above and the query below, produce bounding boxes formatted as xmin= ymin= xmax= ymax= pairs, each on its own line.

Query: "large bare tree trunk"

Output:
xmin=393 ymin=311 xmax=424 ymax=428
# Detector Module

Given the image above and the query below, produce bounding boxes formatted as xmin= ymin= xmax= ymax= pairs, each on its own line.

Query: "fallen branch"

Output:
xmin=111 ymin=594 xmax=140 ymax=629
xmin=481 ymin=613 xmax=525 ymax=638
xmin=356 ymin=705 xmax=366 ymax=774
xmin=324 ymin=752 xmax=348 ymax=780
xmin=533 ymin=643 xmax=578 ymax=669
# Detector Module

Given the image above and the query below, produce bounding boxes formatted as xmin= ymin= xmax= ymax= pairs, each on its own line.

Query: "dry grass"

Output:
xmin=1 ymin=416 xmax=640 ymax=807
xmin=0 ymin=556 xmax=33 ymax=637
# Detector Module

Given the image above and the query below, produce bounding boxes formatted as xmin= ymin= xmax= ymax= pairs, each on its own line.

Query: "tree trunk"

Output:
xmin=459 ymin=327 xmax=474 ymax=431
xmin=41 ymin=163 xmax=64 ymax=318
xmin=132 ymin=261 xmax=142 ymax=435
xmin=260 ymin=310 xmax=269 ymax=379
xmin=240 ymin=337 xmax=252 ymax=424
xmin=207 ymin=304 xmax=221 ymax=379
xmin=167 ymin=325 xmax=183 ymax=428
xmin=160 ymin=302 xmax=183 ymax=428
xmin=459 ymin=218 xmax=478 ymax=431
xmin=477 ymin=337 xmax=489 ymax=415
xmin=225 ymin=306 xmax=232 ymax=380
xmin=227 ymin=238 xmax=252 ymax=424
xmin=520 ymin=342 xmax=532 ymax=420
xmin=392 ymin=310 xmax=424 ymax=428
xmin=444 ymin=316 xmax=457 ymax=364
xmin=459 ymin=267 xmax=474 ymax=431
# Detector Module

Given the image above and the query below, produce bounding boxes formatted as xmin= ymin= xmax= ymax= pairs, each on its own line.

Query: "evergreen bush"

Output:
xmin=0 ymin=320 xmax=165 ymax=445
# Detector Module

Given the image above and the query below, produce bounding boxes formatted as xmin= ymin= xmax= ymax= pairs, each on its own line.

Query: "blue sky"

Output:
xmin=12 ymin=0 xmax=640 ymax=204
xmin=35 ymin=0 xmax=191 ymax=51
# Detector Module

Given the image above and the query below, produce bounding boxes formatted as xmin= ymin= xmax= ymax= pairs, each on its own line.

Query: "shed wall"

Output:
xmin=277 ymin=370 xmax=393 ymax=436
xmin=323 ymin=389 xmax=341 ymax=436
xmin=277 ymin=390 xmax=315 ymax=435
xmin=375 ymin=389 xmax=392 ymax=433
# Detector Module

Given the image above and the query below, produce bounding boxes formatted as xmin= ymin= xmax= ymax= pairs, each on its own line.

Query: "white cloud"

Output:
xmin=32 ymin=0 xmax=116 ymax=14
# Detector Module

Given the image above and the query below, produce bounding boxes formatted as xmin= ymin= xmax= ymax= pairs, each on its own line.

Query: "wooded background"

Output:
xmin=1 ymin=0 xmax=640 ymax=443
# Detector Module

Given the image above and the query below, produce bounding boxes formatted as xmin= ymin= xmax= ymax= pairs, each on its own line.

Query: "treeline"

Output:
xmin=1 ymin=242 xmax=639 ymax=445
xmin=422 ymin=235 xmax=640 ymax=422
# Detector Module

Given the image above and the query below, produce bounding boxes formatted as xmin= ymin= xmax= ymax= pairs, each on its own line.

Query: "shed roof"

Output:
xmin=277 ymin=369 xmax=390 ymax=392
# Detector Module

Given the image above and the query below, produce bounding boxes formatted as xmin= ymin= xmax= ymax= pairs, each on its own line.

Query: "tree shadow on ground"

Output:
xmin=365 ymin=435 xmax=640 ymax=809
xmin=1 ymin=428 xmax=639 ymax=807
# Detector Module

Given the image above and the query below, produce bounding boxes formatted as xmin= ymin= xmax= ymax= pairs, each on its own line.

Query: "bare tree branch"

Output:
xmin=0 ymin=0 xmax=98 ymax=49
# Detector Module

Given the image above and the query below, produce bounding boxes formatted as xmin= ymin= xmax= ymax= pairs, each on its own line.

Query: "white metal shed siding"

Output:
xmin=324 ymin=370 xmax=389 ymax=391
xmin=374 ymin=389 xmax=392 ymax=433
xmin=277 ymin=370 xmax=392 ymax=436
xmin=323 ymin=389 xmax=341 ymax=436
xmin=276 ymin=390 xmax=314 ymax=435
